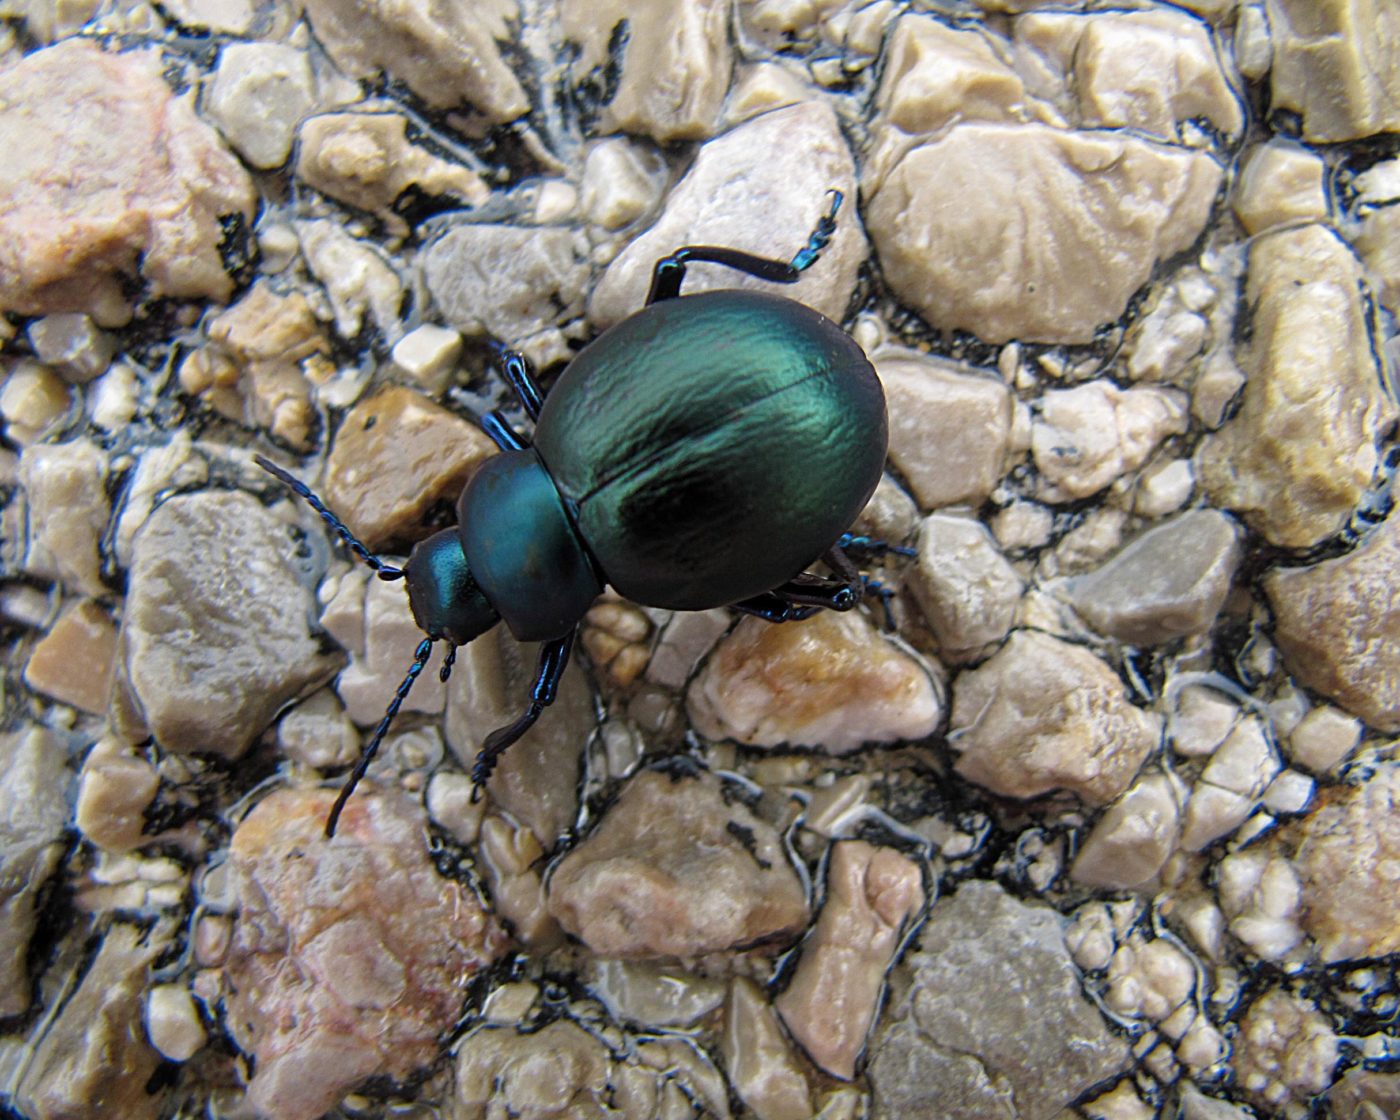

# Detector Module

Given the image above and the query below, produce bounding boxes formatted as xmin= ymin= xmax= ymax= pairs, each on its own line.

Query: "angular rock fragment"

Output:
xmin=1265 ymin=510 xmax=1400 ymax=731
xmin=1063 ymin=509 xmax=1242 ymax=645
xmin=866 ymin=123 xmax=1221 ymax=345
xmin=949 ymin=629 xmax=1158 ymax=806
xmin=303 ymin=0 xmax=527 ymax=123
xmin=547 ymin=768 xmax=808 ymax=958
xmin=0 ymin=39 xmax=255 ymax=324
xmin=687 ymin=611 xmax=941 ymax=752
xmin=1200 ymin=225 xmax=1395 ymax=548
xmin=223 ymin=786 xmax=506 ymax=1120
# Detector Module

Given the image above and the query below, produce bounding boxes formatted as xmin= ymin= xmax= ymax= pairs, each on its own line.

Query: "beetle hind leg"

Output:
xmin=645 ymin=189 xmax=845 ymax=304
xmin=469 ymin=630 xmax=576 ymax=796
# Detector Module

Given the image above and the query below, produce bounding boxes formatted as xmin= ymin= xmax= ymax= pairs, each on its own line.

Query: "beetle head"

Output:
xmin=403 ymin=527 xmax=499 ymax=646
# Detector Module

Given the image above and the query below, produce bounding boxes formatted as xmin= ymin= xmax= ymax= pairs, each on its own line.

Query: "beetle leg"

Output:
xmin=480 ymin=410 xmax=530 ymax=452
xmin=731 ymin=592 xmax=821 ymax=623
xmin=645 ymin=190 xmax=845 ymax=304
xmin=469 ymin=630 xmax=576 ymax=795
xmin=497 ymin=348 xmax=545 ymax=421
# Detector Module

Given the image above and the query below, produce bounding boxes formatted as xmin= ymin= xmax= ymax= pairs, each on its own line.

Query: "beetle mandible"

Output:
xmin=258 ymin=191 xmax=889 ymax=836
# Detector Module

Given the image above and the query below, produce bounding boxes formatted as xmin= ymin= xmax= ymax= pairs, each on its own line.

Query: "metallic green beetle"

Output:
xmin=258 ymin=191 xmax=888 ymax=836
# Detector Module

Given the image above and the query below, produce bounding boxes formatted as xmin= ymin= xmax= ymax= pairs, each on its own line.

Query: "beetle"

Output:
xmin=258 ymin=191 xmax=889 ymax=836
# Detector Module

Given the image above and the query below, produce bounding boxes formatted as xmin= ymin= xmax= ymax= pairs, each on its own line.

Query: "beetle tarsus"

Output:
xmin=790 ymin=189 xmax=843 ymax=273
xmin=325 ymin=637 xmax=435 ymax=838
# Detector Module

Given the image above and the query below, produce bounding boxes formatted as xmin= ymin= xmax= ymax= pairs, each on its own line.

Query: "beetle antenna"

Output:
xmin=254 ymin=455 xmax=404 ymax=582
xmin=325 ymin=637 xmax=435 ymax=837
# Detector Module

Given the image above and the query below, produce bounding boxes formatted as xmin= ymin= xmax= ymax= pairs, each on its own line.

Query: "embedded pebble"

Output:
xmin=275 ymin=688 xmax=361 ymax=772
xmin=321 ymin=385 xmax=497 ymax=551
xmin=0 ymin=359 xmax=71 ymax=444
xmin=1231 ymin=139 xmax=1329 ymax=235
xmin=295 ymin=218 xmax=405 ymax=342
xmin=321 ymin=568 xmax=449 ymax=725
xmin=775 ymin=841 xmax=924 ymax=1079
xmin=1103 ymin=934 xmax=1196 ymax=1023
xmin=10 ymin=923 xmax=167 ymax=1120
xmin=19 ymin=438 xmax=109 ymax=596
xmin=1062 ymin=509 xmax=1242 ymax=645
xmin=204 ymin=42 xmax=318 ymax=169
xmin=589 ymin=101 xmax=863 ymax=327
xmin=1031 ymin=381 xmax=1188 ymax=502
xmin=1217 ymin=848 xmax=1305 ymax=961
xmin=1125 ymin=307 xmax=1208 ymax=385
xmin=581 ymin=595 xmax=654 ymax=688
xmin=295 ymin=111 xmax=488 ymax=217
xmin=580 ymin=137 xmax=667 ymax=230
xmin=866 ymin=881 xmax=1130 ymax=1120
xmin=1233 ymin=988 xmax=1340 ymax=1114
xmin=26 ymin=312 xmax=114 ymax=383
xmin=949 ymin=629 xmax=1159 ymax=806
xmin=1294 ymin=763 xmax=1400 ymax=962
xmin=390 ymin=323 xmax=463 ymax=395
xmin=908 ymin=514 xmax=1023 ymax=664
xmin=301 ymin=0 xmax=527 ymax=122
xmin=547 ymin=767 xmax=808 ymax=958
xmin=1012 ymin=8 xmax=1243 ymax=141
xmin=1268 ymin=0 xmax=1400 ymax=141
xmin=561 ymin=0 xmax=730 ymax=142
xmin=0 ymin=727 xmax=69 ymax=1017
xmin=182 ymin=280 xmax=325 ymax=449
xmin=1181 ymin=716 xmax=1280 ymax=851
xmin=1200 ymin=225 xmax=1396 ymax=548
xmin=75 ymin=737 xmax=160 ymax=853
xmin=1168 ymin=683 xmax=1240 ymax=758
xmin=1070 ymin=772 xmax=1181 ymax=889
xmin=1266 ymin=509 xmax=1400 ymax=731
xmin=113 ymin=489 xmax=343 ymax=759
xmin=865 ymin=122 xmax=1222 ymax=345
xmin=477 ymin=814 xmax=559 ymax=948
xmin=687 ymin=610 xmax=941 ymax=752
xmin=422 ymin=223 xmax=589 ymax=368
xmin=1285 ymin=705 xmax=1362 ymax=774
xmin=0 ymin=39 xmax=253 ymax=325
xmin=451 ymin=1019 xmax=728 ymax=1120
xmin=875 ymin=353 xmax=1014 ymax=511
xmin=23 ymin=598 xmax=117 ymax=713
xmin=723 ymin=977 xmax=813 ymax=1120
xmin=221 ymin=786 xmax=506 ymax=1120
xmin=1133 ymin=457 xmax=1195 ymax=517
xmin=143 ymin=984 xmax=206 ymax=1063
xmin=589 ymin=959 xmax=727 ymax=1029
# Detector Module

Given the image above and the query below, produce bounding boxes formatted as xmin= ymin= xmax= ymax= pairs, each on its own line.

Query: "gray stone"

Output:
xmin=875 ymin=354 xmax=1013 ymax=511
xmin=114 ymin=489 xmax=343 ymax=759
xmin=0 ymin=727 xmax=69 ymax=1017
xmin=423 ymin=223 xmax=589 ymax=369
xmin=868 ymin=881 xmax=1130 ymax=1120
xmin=909 ymin=514 xmax=1023 ymax=663
xmin=1064 ymin=509 xmax=1242 ymax=645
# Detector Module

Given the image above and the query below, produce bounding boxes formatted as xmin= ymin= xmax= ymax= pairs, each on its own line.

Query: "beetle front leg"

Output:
xmin=497 ymin=348 xmax=545 ymax=420
xmin=469 ymin=630 xmax=576 ymax=794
